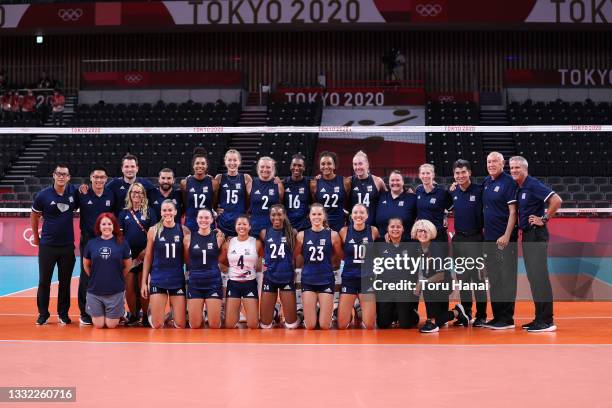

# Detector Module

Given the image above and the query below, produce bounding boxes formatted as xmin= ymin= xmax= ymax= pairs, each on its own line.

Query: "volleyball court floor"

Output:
xmin=1 ymin=276 xmax=611 ymax=407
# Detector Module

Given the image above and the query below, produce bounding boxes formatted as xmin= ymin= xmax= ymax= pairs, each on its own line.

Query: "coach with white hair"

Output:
xmin=482 ymin=152 xmax=518 ymax=330
xmin=509 ymin=156 xmax=562 ymax=332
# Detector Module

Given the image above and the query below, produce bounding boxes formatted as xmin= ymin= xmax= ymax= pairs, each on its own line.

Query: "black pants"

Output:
xmin=453 ymin=232 xmax=487 ymax=319
xmin=37 ymin=244 xmax=76 ymax=318
xmin=423 ymin=288 xmax=453 ymax=327
xmin=78 ymin=233 xmax=92 ymax=318
xmin=522 ymin=226 xmax=554 ymax=323
xmin=376 ymin=301 xmax=420 ymax=329
xmin=484 ymin=237 xmax=518 ymax=324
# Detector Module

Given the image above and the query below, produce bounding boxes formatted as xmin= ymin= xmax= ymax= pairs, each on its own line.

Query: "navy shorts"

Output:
xmin=226 ymin=279 xmax=258 ymax=299
xmin=301 ymin=282 xmax=335 ymax=294
xmin=150 ymin=285 xmax=186 ymax=297
xmin=187 ymin=286 xmax=224 ymax=300
xmin=340 ymin=277 xmax=374 ymax=295
xmin=262 ymin=277 xmax=295 ymax=293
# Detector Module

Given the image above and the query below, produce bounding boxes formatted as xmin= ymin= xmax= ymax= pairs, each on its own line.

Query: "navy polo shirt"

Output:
xmin=32 ymin=184 xmax=79 ymax=247
xmin=83 ymin=237 xmax=131 ymax=295
xmin=118 ymin=207 xmax=158 ymax=250
xmin=148 ymin=188 xmax=183 ymax=224
xmin=452 ymin=182 xmax=484 ymax=234
xmin=375 ymin=191 xmax=417 ymax=240
xmin=483 ymin=172 xmax=517 ymax=241
xmin=415 ymin=185 xmax=453 ymax=232
xmin=107 ymin=177 xmax=155 ymax=214
xmin=78 ymin=188 xmax=116 ymax=237
xmin=516 ymin=175 xmax=554 ymax=231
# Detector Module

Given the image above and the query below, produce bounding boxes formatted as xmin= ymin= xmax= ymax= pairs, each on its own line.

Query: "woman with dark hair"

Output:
xmin=259 ymin=204 xmax=299 ymax=329
xmin=310 ymin=151 xmax=349 ymax=232
xmin=83 ymin=213 xmax=132 ymax=329
xmin=181 ymin=147 xmax=218 ymax=233
xmin=283 ymin=154 xmax=311 ymax=231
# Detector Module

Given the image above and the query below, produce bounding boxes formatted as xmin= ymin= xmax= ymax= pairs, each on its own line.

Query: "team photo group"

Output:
xmin=31 ymin=145 xmax=562 ymax=334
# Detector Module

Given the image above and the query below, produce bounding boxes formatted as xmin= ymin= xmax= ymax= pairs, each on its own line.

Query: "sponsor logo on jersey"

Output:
xmin=522 ymin=193 xmax=526 ymax=200
xmin=120 ymin=186 xmax=125 ymax=190
xmin=125 ymin=215 xmax=130 ymax=219
xmin=430 ymin=198 xmax=437 ymax=204
xmin=349 ymin=239 xmax=355 ymax=243
xmin=267 ymin=238 xmax=274 ymax=242
xmin=211 ymin=293 xmax=219 ymax=297
xmin=284 ymin=285 xmax=291 ymax=290
xmin=189 ymin=187 xmax=196 ymax=192
xmin=353 ymin=187 xmax=359 ymax=191
xmin=382 ymin=200 xmax=387 ymax=204
xmin=398 ymin=201 xmax=404 ymax=206
xmin=193 ymin=244 xmax=200 ymax=249
xmin=286 ymin=188 xmax=291 ymax=193
xmin=99 ymin=246 xmax=112 ymax=260
xmin=320 ymin=188 xmax=326 ymax=193
xmin=247 ymin=292 xmax=254 ymax=297
xmin=153 ymin=200 xmax=159 ymax=205
xmin=255 ymin=190 xmax=261 ymax=195
xmin=50 ymin=201 xmax=56 ymax=205
xmin=494 ymin=186 xmax=500 ymax=192
xmin=231 ymin=250 xmax=237 ymax=254
xmin=454 ymin=196 xmax=458 ymax=200
xmin=177 ymin=289 xmax=184 ymax=295
xmin=417 ymin=195 xmax=421 ymax=199
xmin=325 ymin=288 xmax=332 ymax=293
xmin=159 ymin=237 xmax=166 ymax=242
xmin=87 ymin=200 xmax=93 ymax=205
xmin=306 ymin=240 xmax=313 ymax=245
xmin=222 ymin=184 xmax=229 ymax=188
xmin=69 ymin=196 xmax=74 ymax=203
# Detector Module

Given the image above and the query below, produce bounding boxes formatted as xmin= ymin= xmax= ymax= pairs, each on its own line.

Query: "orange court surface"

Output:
xmin=1 ymin=281 xmax=611 ymax=407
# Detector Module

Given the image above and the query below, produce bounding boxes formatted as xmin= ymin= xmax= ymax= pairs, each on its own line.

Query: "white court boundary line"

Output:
xmin=0 ymin=125 xmax=610 ymax=134
xmin=0 ymin=339 xmax=610 ymax=347
xmin=0 ymin=277 xmax=79 ymax=298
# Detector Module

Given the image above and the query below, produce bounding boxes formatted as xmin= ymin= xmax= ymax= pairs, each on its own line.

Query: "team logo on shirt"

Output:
xmin=367 ymin=185 xmax=373 ymax=192
xmin=105 ymin=200 xmax=111 ymax=207
xmin=430 ymin=198 xmax=437 ymax=204
xmin=382 ymin=200 xmax=387 ymax=204
xmin=494 ymin=186 xmax=500 ymax=192
xmin=281 ymin=237 xmax=287 ymax=243
xmin=57 ymin=203 xmax=70 ymax=212
xmin=398 ymin=201 xmax=404 ymax=206
xmin=521 ymin=193 xmax=527 ymax=200
xmin=68 ymin=196 xmax=74 ymax=203
xmin=174 ymin=235 xmax=180 ymax=242
xmin=299 ymin=187 xmax=305 ymax=194
xmin=454 ymin=196 xmax=458 ymax=200
xmin=362 ymin=238 xmax=369 ymax=243
xmin=207 ymin=243 xmax=213 ymax=249
xmin=334 ymin=187 xmax=340 ymax=193
xmin=235 ymin=183 xmax=241 ymax=189
xmin=470 ymin=195 xmax=476 ymax=201
xmin=268 ymin=189 xmax=275 ymax=195
xmin=203 ymin=187 xmax=209 ymax=193
xmin=319 ymin=239 xmax=326 ymax=245
xmin=245 ymin=249 xmax=251 ymax=255
xmin=99 ymin=247 xmax=112 ymax=260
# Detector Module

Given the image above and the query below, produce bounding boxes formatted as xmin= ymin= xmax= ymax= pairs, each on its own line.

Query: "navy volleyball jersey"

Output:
xmin=350 ymin=175 xmax=380 ymax=225
xmin=188 ymin=231 xmax=222 ymax=288
xmin=283 ymin=176 xmax=311 ymax=231
xmin=83 ymin=237 xmax=131 ymax=296
xmin=263 ymin=227 xmax=294 ymax=284
xmin=217 ymin=173 xmax=247 ymax=235
xmin=118 ymin=208 xmax=158 ymax=250
xmin=342 ymin=225 xmax=373 ymax=280
xmin=151 ymin=224 xmax=185 ymax=289
xmin=315 ymin=175 xmax=346 ymax=231
xmin=250 ymin=178 xmax=280 ymax=236
xmin=375 ymin=191 xmax=417 ymax=240
xmin=149 ymin=189 xmax=183 ymax=225
xmin=301 ymin=228 xmax=334 ymax=285
xmin=185 ymin=175 xmax=214 ymax=231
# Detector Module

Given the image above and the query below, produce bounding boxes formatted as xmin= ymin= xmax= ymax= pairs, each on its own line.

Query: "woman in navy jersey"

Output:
xmin=338 ymin=204 xmax=379 ymax=329
xmin=259 ymin=204 xmax=299 ymax=329
xmin=215 ymin=149 xmax=252 ymax=237
xmin=375 ymin=170 xmax=417 ymax=241
xmin=181 ymin=147 xmax=218 ymax=233
xmin=415 ymin=163 xmax=453 ymax=243
xmin=118 ymin=182 xmax=158 ymax=326
xmin=248 ymin=157 xmax=283 ymax=237
xmin=310 ymin=151 xmax=349 ymax=232
xmin=294 ymin=203 xmax=343 ymax=330
xmin=349 ymin=151 xmax=387 ymax=225
xmin=283 ymin=154 xmax=311 ymax=231
xmin=82 ymin=213 xmax=132 ymax=329
xmin=141 ymin=200 xmax=191 ymax=329
xmin=183 ymin=208 xmax=225 ymax=329
xmin=219 ymin=215 xmax=264 ymax=329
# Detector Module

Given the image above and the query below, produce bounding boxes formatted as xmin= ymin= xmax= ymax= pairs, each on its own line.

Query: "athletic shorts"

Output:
xmin=150 ymin=285 xmax=186 ymax=297
xmin=301 ymin=282 xmax=335 ymax=294
xmin=262 ymin=277 xmax=295 ymax=293
xmin=340 ymin=277 xmax=375 ymax=295
xmin=86 ymin=291 xmax=125 ymax=319
xmin=226 ymin=279 xmax=258 ymax=299
xmin=187 ymin=286 xmax=224 ymax=300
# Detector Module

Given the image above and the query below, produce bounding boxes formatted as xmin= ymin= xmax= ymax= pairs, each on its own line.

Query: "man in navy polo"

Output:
xmin=31 ymin=163 xmax=79 ymax=325
xmin=482 ymin=152 xmax=518 ymax=330
xmin=450 ymin=159 xmax=487 ymax=327
xmin=76 ymin=166 xmax=115 ymax=325
xmin=106 ymin=154 xmax=155 ymax=214
xmin=510 ymin=156 xmax=562 ymax=332
xmin=148 ymin=168 xmax=183 ymax=224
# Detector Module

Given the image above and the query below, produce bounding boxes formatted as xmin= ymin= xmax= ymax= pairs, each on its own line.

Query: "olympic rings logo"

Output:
xmin=415 ymin=4 xmax=442 ymax=17
xmin=124 ymin=74 xmax=144 ymax=84
xmin=57 ymin=8 xmax=84 ymax=22
xmin=23 ymin=227 xmax=41 ymax=247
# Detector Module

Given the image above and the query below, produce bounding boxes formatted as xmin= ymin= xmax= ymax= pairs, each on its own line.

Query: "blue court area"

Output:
xmin=0 ymin=256 xmax=610 ymax=297
xmin=0 ymin=256 xmax=80 ymax=296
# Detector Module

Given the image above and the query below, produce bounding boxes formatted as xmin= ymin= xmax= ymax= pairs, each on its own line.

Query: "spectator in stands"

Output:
xmin=482 ymin=152 xmax=518 ymax=330
xmin=82 ymin=213 xmax=131 ymax=329
xmin=76 ymin=167 xmax=116 ymax=326
xmin=21 ymin=89 xmax=37 ymax=114
xmin=37 ymin=70 xmax=54 ymax=89
xmin=509 ymin=156 xmax=562 ymax=332
xmin=31 ymin=163 xmax=79 ymax=325
xmin=51 ymin=89 xmax=65 ymax=125
xmin=149 ymin=167 xmax=183 ymax=224
xmin=1 ymin=90 xmax=14 ymax=119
